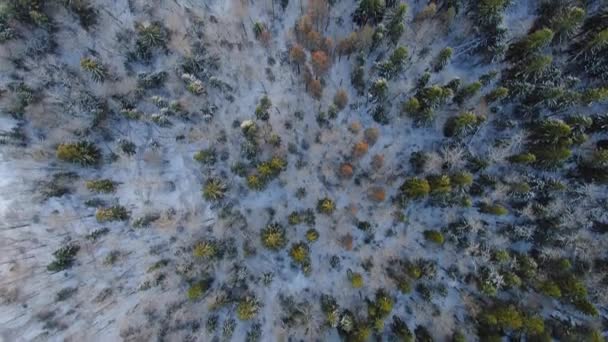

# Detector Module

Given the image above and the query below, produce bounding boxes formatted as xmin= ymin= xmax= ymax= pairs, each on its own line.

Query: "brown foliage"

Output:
xmin=339 ymin=163 xmax=354 ymax=179
xmin=311 ymin=50 xmax=330 ymax=77
xmin=308 ymin=78 xmax=323 ymax=99
xmin=371 ymin=154 xmax=384 ymax=170
xmin=334 ymin=89 xmax=348 ymax=110
xmin=320 ymin=37 xmax=333 ymax=55
xmin=295 ymin=15 xmax=313 ymax=40
xmin=289 ymin=44 xmax=307 ymax=66
xmin=259 ymin=30 xmax=272 ymax=47
xmin=352 ymin=140 xmax=369 ymax=158
xmin=349 ymin=121 xmax=362 ymax=134
xmin=340 ymin=234 xmax=354 ymax=251
xmin=364 ymin=127 xmax=380 ymax=145
xmin=307 ymin=0 xmax=329 ymax=32
xmin=368 ymin=186 xmax=386 ymax=202
xmin=304 ymin=30 xmax=322 ymax=50
xmin=337 ymin=33 xmax=358 ymax=56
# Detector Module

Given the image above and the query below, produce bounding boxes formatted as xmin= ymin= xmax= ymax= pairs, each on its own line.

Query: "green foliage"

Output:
xmin=260 ymin=223 xmax=287 ymax=250
xmin=479 ymin=202 xmax=508 ymax=216
xmin=528 ymin=119 xmax=573 ymax=167
xmin=317 ymin=197 xmax=336 ymax=215
xmin=450 ymin=171 xmax=473 ymax=188
xmin=539 ymin=280 xmax=562 ymax=298
xmin=86 ymin=179 xmax=116 ymax=193
xmin=348 ymin=270 xmax=364 ymax=288
xmin=403 ymin=97 xmax=420 ymax=115
xmin=508 ymin=152 xmax=536 ymax=164
xmin=305 ymin=228 xmax=319 ymax=242
xmin=351 ymin=65 xmax=366 ymax=95
xmin=202 ymin=178 xmax=227 ymax=201
xmin=427 ymin=174 xmax=451 ymax=194
xmin=433 ymin=47 xmax=453 ymax=72
xmin=369 ymin=78 xmax=389 ymax=102
xmin=80 ymin=57 xmax=107 ymax=82
xmin=96 ymin=205 xmax=129 ymax=222
xmin=480 ymin=304 xmax=523 ymax=331
xmin=57 ymin=141 xmax=101 ymax=166
xmin=193 ymin=240 xmax=218 ymax=259
xmin=423 ymin=230 xmax=444 ymax=244
xmin=193 ymin=148 xmax=216 ymax=165
xmin=47 ymin=244 xmax=80 ymax=272
xmin=236 ymin=296 xmax=261 ymax=320
xmin=378 ymin=46 xmax=408 ymax=78
xmin=289 ymin=241 xmax=310 ymax=265
xmin=486 ymin=86 xmax=509 ymax=102
xmin=85 ymin=227 xmax=110 ymax=241
xmin=247 ymin=156 xmax=287 ymax=190
xmin=367 ymin=289 xmax=394 ymax=331
xmin=133 ymin=21 xmax=168 ymax=61
xmin=443 ymin=111 xmax=485 ymax=137
xmin=549 ymin=6 xmax=584 ymax=43
xmin=580 ymin=87 xmax=608 ymax=105
xmin=452 ymin=330 xmax=466 ymax=342
xmin=508 ymin=28 xmax=554 ymax=60
xmin=387 ymin=4 xmax=407 ymax=44
xmin=391 ymin=316 xmax=413 ymax=342
xmin=520 ymin=54 xmax=553 ymax=76
xmin=523 ymin=316 xmax=545 ymax=335
xmin=399 ymin=177 xmax=431 ymax=200
xmin=454 ymin=82 xmax=482 ymax=105
xmin=187 ymin=280 xmax=209 ymax=300
xmin=352 ymin=0 xmax=386 ymax=26
xmin=255 ymin=95 xmax=272 ymax=121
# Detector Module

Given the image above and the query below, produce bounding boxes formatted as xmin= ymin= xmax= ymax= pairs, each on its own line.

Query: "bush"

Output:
xmin=237 ymin=296 xmax=261 ymax=320
xmin=193 ymin=240 xmax=218 ymax=258
xmin=133 ymin=21 xmax=168 ymax=61
xmin=187 ymin=281 xmax=209 ymax=300
xmin=80 ymin=57 xmax=107 ymax=82
xmin=255 ymin=96 xmax=272 ymax=121
xmin=348 ymin=270 xmax=364 ymax=288
xmin=306 ymin=228 xmax=319 ymax=242
xmin=194 ymin=148 xmax=216 ymax=165
xmin=260 ymin=223 xmax=287 ymax=250
xmin=317 ymin=197 xmax=335 ymax=215
xmin=96 ymin=205 xmax=129 ymax=222
xmin=57 ymin=141 xmax=101 ymax=166
xmin=289 ymin=241 xmax=310 ymax=265
xmin=202 ymin=178 xmax=227 ymax=201
xmin=423 ymin=230 xmax=444 ymax=244
xmin=86 ymin=179 xmax=116 ymax=193
xmin=47 ymin=244 xmax=80 ymax=272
